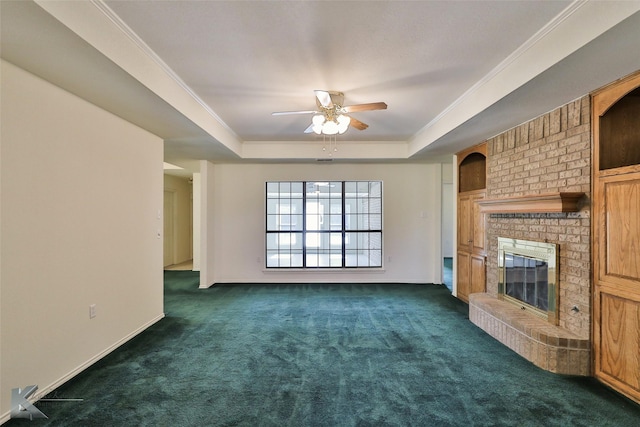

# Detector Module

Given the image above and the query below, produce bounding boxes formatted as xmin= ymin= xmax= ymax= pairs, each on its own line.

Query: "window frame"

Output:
xmin=265 ymin=180 xmax=382 ymax=269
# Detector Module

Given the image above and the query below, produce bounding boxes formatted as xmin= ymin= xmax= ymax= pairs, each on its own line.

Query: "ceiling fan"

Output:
xmin=272 ymin=90 xmax=387 ymax=135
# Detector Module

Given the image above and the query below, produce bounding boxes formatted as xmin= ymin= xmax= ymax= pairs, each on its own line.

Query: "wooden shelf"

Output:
xmin=478 ymin=192 xmax=585 ymax=214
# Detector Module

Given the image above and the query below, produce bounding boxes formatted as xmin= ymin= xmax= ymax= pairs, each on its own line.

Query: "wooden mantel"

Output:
xmin=478 ymin=192 xmax=585 ymax=214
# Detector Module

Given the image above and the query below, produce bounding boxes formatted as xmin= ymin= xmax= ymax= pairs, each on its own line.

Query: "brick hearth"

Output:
xmin=470 ymin=294 xmax=590 ymax=375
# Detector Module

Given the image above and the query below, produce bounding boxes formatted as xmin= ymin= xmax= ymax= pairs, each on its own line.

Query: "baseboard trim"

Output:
xmin=0 ymin=313 xmax=165 ymax=425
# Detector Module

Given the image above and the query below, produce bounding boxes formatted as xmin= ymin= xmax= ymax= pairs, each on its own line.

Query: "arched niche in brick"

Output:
xmin=598 ymin=86 xmax=640 ymax=170
xmin=458 ymin=150 xmax=486 ymax=193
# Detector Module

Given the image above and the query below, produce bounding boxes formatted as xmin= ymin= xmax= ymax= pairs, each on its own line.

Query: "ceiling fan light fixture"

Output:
xmin=273 ymin=90 xmax=386 ymax=139
xmin=312 ymin=114 xmax=325 ymax=126
xmin=322 ymin=120 xmax=339 ymax=135
xmin=337 ymin=114 xmax=351 ymax=134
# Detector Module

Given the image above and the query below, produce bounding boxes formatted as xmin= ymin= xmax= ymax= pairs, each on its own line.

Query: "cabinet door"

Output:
xmin=597 ymin=174 xmax=640 ymax=289
xmin=594 ymin=172 xmax=640 ymax=402
xmin=470 ymin=254 xmax=486 ymax=295
xmin=457 ymin=251 xmax=471 ymax=302
xmin=457 ymin=190 xmax=486 ymax=303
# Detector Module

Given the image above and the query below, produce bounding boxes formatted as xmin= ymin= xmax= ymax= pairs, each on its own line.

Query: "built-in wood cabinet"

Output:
xmin=456 ymin=143 xmax=487 ymax=303
xmin=592 ymin=71 xmax=640 ymax=405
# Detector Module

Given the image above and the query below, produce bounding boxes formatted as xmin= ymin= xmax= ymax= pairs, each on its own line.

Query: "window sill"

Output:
xmin=263 ymin=268 xmax=386 ymax=273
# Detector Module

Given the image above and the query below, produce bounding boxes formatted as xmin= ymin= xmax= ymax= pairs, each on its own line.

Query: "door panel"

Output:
xmin=457 ymin=251 xmax=470 ymax=302
xmin=471 ymin=254 xmax=486 ymax=295
xmin=598 ymin=292 xmax=640 ymax=394
xmin=602 ymin=178 xmax=640 ymax=284
xmin=472 ymin=192 xmax=486 ymax=253
xmin=458 ymin=195 xmax=471 ymax=252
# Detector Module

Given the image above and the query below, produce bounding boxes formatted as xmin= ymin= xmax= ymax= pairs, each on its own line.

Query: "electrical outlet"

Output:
xmin=89 ymin=304 xmax=96 ymax=319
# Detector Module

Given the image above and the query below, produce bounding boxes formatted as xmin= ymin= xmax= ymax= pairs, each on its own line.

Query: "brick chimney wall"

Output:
xmin=484 ymin=95 xmax=591 ymax=338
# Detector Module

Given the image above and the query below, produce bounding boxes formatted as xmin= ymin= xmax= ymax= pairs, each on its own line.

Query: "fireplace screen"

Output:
xmin=498 ymin=238 xmax=558 ymax=323
xmin=504 ymin=254 xmax=548 ymax=311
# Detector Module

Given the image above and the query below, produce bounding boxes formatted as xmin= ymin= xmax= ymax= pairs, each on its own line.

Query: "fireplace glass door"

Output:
xmin=498 ymin=237 xmax=558 ymax=323
xmin=504 ymin=254 xmax=548 ymax=312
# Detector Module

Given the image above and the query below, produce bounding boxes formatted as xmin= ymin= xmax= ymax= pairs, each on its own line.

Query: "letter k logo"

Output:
xmin=11 ymin=385 xmax=48 ymax=420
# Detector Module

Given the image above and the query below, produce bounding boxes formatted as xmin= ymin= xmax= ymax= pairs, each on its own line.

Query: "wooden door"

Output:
xmin=592 ymin=71 xmax=640 ymax=404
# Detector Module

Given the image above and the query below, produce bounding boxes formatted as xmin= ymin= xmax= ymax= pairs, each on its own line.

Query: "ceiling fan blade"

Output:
xmin=342 ymin=102 xmax=387 ymax=113
xmin=315 ymin=90 xmax=334 ymax=109
xmin=303 ymin=124 xmax=315 ymax=134
xmin=349 ymin=117 xmax=369 ymax=131
xmin=272 ymin=110 xmax=317 ymax=116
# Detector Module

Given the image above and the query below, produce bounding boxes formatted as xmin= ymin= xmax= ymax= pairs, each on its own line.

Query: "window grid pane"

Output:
xmin=266 ymin=181 xmax=382 ymax=268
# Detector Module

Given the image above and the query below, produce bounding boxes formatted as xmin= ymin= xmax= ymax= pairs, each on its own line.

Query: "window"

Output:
xmin=266 ymin=181 xmax=382 ymax=268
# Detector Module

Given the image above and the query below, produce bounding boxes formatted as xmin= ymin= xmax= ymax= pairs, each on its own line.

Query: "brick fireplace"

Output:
xmin=468 ymin=96 xmax=592 ymax=375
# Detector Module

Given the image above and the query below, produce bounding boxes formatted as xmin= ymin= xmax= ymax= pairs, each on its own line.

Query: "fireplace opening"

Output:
xmin=498 ymin=237 xmax=558 ymax=324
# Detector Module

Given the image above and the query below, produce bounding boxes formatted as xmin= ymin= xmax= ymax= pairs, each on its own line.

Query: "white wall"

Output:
xmin=192 ymin=172 xmax=201 ymax=271
xmin=0 ymin=60 xmax=164 ymax=420
xmin=202 ymin=162 xmax=442 ymax=284
xmin=164 ymin=174 xmax=193 ymax=265
xmin=199 ymin=161 xmax=216 ymax=288
xmin=441 ymin=163 xmax=455 ymax=258
xmin=452 ymin=155 xmax=459 ymax=296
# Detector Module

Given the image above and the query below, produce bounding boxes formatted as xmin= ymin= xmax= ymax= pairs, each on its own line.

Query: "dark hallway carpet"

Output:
xmin=8 ymin=271 xmax=640 ymax=426
xmin=443 ymin=257 xmax=453 ymax=291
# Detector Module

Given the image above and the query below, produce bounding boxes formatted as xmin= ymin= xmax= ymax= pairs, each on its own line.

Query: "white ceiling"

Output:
xmin=2 ymin=1 xmax=640 ymax=172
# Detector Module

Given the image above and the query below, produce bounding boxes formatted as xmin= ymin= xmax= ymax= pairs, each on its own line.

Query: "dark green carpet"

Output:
xmin=8 ymin=271 xmax=640 ymax=426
